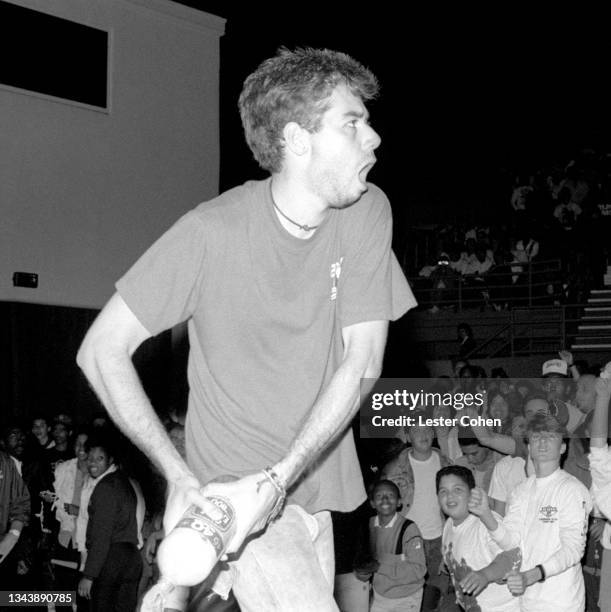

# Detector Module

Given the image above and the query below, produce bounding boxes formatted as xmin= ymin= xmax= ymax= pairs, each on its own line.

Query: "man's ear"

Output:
xmin=282 ymin=122 xmax=309 ymax=157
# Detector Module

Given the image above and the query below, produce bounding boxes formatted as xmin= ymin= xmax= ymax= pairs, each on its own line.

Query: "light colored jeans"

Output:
xmin=217 ymin=504 xmax=338 ymax=612
xmin=371 ymin=588 xmax=423 ymax=612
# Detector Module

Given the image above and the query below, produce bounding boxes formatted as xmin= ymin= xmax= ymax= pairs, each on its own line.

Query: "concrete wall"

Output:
xmin=1 ymin=0 xmax=225 ymax=308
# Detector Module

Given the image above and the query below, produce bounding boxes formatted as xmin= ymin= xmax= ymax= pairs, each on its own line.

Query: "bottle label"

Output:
xmin=175 ymin=497 xmax=235 ymax=556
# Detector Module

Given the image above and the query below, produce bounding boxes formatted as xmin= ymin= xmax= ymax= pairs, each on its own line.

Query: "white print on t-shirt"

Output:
xmin=330 ymin=257 xmax=343 ymax=301
xmin=538 ymin=505 xmax=558 ymax=523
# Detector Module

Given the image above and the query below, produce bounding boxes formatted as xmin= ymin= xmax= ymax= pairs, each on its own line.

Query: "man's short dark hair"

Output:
xmin=369 ymin=478 xmax=400 ymax=500
xmin=436 ymin=465 xmax=475 ymax=492
xmin=239 ymin=47 xmax=379 ymax=173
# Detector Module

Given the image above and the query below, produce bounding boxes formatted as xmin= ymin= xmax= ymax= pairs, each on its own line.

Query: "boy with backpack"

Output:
xmin=368 ymin=479 xmax=426 ymax=611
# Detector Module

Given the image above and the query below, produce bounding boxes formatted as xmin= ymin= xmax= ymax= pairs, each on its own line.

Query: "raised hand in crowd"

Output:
xmin=590 ymin=361 xmax=611 ymax=445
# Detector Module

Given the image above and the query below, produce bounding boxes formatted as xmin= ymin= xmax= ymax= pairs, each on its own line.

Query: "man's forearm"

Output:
xmin=274 ymin=357 xmax=379 ymax=489
xmin=472 ymin=426 xmax=516 ymax=455
xmin=273 ymin=321 xmax=386 ymax=489
xmin=78 ymin=344 xmax=191 ymax=483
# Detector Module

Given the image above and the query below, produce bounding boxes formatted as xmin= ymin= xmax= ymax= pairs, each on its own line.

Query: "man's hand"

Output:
xmin=558 ymin=350 xmax=574 ymax=366
xmin=506 ymin=570 xmax=527 ymax=596
xmin=202 ymin=472 xmax=281 ymax=555
xmin=163 ymin=473 xmax=217 ymax=536
xmin=163 ymin=472 xmax=280 ymax=557
xmin=0 ymin=531 xmax=19 ymax=565
xmin=460 ymin=570 xmax=489 ymax=596
xmin=78 ymin=577 xmax=93 ymax=599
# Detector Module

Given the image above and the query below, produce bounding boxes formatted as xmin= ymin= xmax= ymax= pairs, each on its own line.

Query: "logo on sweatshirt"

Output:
xmin=539 ymin=505 xmax=558 ymax=523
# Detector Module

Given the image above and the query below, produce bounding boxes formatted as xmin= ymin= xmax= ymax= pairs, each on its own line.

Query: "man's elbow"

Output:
xmin=76 ymin=329 xmax=120 ymax=383
xmin=76 ymin=332 xmax=101 ymax=379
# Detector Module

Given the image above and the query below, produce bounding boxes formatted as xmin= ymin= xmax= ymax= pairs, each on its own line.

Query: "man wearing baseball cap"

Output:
xmin=541 ymin=352 xmax=583 ymax=433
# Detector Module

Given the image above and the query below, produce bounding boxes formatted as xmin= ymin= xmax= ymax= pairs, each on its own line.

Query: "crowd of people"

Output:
xmin=0 ymin=410 xmax=182 ymax=611
xmin=341 ymin=351 xmax=611 ymax=611
xmin=414 ymin=147 xmax=611 ymax=312
xmin=3 ymin=349 xmax=611 ymax=611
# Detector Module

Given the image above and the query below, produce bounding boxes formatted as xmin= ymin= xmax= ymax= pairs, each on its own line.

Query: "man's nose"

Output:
xmin=363 ymin=124 xmax=381 ymax=151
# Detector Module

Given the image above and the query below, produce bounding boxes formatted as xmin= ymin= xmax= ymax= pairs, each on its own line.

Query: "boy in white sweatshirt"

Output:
xmin=469 ymin=414 xmax=591 ymax=611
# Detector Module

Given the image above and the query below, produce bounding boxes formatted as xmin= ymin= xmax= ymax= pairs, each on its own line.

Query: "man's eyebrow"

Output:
xmin=343 ymin=110 xmax=369 ymax=120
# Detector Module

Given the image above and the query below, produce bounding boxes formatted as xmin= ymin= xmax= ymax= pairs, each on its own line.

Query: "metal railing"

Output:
xmin=407 ymin=259 xmax=563 ymax=312
xmin=410 ymin=303 xmax=587 ymax=360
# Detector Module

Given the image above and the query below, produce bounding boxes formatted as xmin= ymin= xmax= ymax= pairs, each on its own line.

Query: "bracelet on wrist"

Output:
xmin=257 ymin=467 xmax=287 ymax=523
xmin=8 ymin=528 xmax=21 ymax=538
xmin=536 ymin=564 xmax=546 ymax=582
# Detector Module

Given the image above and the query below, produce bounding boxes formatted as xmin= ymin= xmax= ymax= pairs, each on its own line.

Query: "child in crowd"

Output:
xmin=368 ymin=479 xmax=427 ymax=612
xmin=382 ymin=420 xmax=451 ymax=610
xmin=438 ymin=466 xmax=521 ymax=612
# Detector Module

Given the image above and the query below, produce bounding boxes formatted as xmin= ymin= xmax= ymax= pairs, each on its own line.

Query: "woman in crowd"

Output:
xmin=77 ymin=435 xmax=142 ymax=612
xmin=486 ymin=389 xmax=516 ymax=436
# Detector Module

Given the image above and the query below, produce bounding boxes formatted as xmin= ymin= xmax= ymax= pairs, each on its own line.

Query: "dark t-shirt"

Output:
xmin=117 ymin=178 xmax=415 ymax=513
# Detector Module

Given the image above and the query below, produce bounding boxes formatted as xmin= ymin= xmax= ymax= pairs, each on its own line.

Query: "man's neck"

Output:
xmin=270 ymin=174 xmax=328 ymax=238
xmin=411 ymin=448 xmax=433 ymax=461
xmin=534 ymin=460 xmax=560 ymax=478
xmin=55 ymin=442 xmax=67 ymax=452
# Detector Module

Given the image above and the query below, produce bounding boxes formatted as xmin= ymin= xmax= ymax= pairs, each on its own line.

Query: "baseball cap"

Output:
xmin=542 ymin=359 xmax=568 ymax=377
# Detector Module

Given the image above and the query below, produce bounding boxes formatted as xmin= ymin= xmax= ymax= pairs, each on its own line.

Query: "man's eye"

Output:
xmin=347 ymin=120 xmax=357 ymax=128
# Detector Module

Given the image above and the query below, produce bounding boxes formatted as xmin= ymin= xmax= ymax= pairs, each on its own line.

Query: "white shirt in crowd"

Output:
xmin=442 ymin=513 xmax=520 ymax=612
xmin=590 ymin=444 xmax=611 ymax=521
xmin=488 ymin=456 xmax=533 ymax=506
xmin=405 ymin=453 xmax=443 ymax=540
xmin=490 ymin=468 xmax=591 ymax=612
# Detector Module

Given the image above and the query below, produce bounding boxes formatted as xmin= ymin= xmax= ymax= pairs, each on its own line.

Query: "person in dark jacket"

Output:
xmin=77 ymin=437 xmax=141 ymax=611
xmin=0 ymin=449 xmax=30 ymax=589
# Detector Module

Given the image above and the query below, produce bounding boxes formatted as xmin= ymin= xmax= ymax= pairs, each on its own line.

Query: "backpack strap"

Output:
xmin=394 ymin=518 xmax=414 ymax=555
